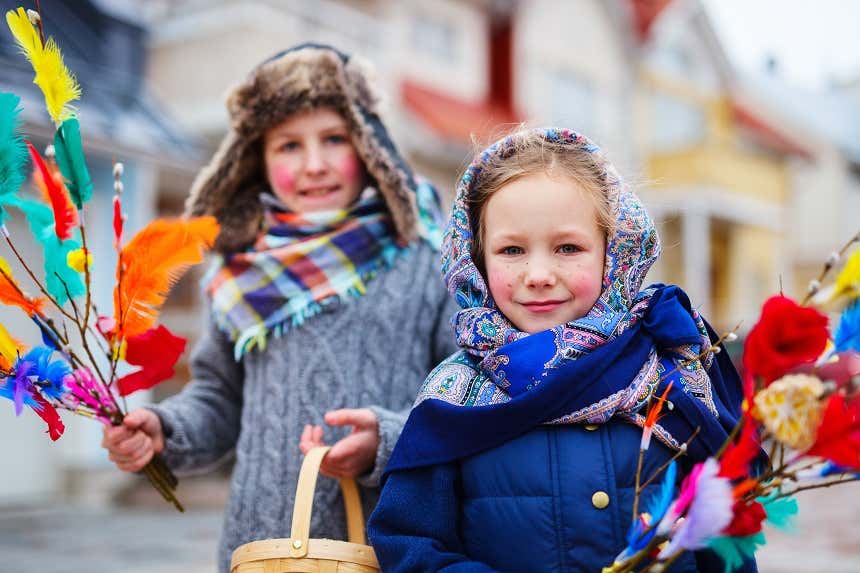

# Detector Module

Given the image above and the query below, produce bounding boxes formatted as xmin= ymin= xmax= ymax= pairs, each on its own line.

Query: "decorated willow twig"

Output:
xmin=603 ymin=238 xmax=860 ymax=573
xmin=0 ymin=6 xmax=220 ymax=511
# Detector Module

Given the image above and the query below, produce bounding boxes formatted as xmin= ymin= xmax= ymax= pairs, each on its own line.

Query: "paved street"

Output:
xmin=1 ymin=480 xmax=858 ymax=572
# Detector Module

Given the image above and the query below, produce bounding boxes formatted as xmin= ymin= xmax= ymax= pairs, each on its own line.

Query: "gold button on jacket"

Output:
xmin=591 ymin=491 xmax=610 ymax=509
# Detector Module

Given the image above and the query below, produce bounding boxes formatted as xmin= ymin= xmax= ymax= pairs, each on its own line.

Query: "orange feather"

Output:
xmin=0 ymin=256 xmax=46 ymax=316
xmin=113 ymin=216 xmax=219 ymax=339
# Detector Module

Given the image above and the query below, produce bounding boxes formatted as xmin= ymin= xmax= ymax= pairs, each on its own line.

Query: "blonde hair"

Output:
xmin=467 ymin=129 xmax=616 ymax=269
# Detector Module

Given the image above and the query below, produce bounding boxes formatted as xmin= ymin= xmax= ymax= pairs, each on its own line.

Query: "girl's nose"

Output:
xmin=523 ymin=260 xmax=557 ymax=288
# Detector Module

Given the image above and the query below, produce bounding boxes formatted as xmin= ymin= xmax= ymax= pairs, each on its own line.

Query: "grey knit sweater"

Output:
xmin=149 ymin=241 xmax=458 ymax=573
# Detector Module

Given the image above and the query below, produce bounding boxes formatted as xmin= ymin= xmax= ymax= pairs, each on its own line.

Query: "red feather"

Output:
xmin=719 ymin=418 xmax=761 ymax=479
xmin=30 ymin=393 xmax=65 ymax=441
xmin=26 ymin=141 xmax=78 ymax=240
xmin=113 ymin=195 xmax=123 ymax=248
xmin=805 ymin=393 xmax=860 ymax=470
xmin=117 ymin=325 xmax=186 ymax=396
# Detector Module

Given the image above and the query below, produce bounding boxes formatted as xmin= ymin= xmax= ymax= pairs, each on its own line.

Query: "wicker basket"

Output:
xmin=230 ymin=446 xmax=380 ymax=573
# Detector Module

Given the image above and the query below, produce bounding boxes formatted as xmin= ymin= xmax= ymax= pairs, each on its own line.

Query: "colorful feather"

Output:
xmin=0 ymin=322 xmax=23 ymax=371
xmin=641 ymin=380 xmax=674 ymax=451
xmin=622 ymin=460 xmax=678 ymax=559
xmin=5 ymin=8 xmax=80 ymax=124
xmin=708 ymin=533 xmax=766 ymax=573
xmin=805 ymin=393 xmax=860 ymax=470
xmin=658 ymin=458 xmax=734 ymax=558
xmin=28 ymin=141 xmax=78 ymax=240
xmin=834 ymin=301 xmax=860 ymax=353
xmin=113 ymin=195 xmax=123 ymax=248
xmin=21 ymin=345 xmax=70 ymax=400
xmin=114 ymin=217 xmax=219 ymax=339
xmin=0 ymin=254 xmax=46 ymax=316
xmin=30 ymin=391 xmax=64 ymax=440
xmin=830 ymin=250 xmax=860 ymax=306
xmin=15 ymin=197 xmax=84 ymax=304
xmin=719 ymin=419 xmax=761 ymax=480
xmin=117 ymin=325 xmax=186 ymax=396
xmin=0 ymin=92 xmax=27 ymax=222
xmin=758 ymin=491 xmax=798 ymax=533
xmin=54 ymin=118 xmax=92 ymax=207
xmin=64 ymin=367 xmax=113 ymax=423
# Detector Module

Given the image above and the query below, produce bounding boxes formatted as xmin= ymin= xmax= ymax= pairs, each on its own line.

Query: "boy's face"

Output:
xmin=263 ymin=107 xmax=366 ymax=212
xmin=482 ymin=171 xmax=606 ymax=334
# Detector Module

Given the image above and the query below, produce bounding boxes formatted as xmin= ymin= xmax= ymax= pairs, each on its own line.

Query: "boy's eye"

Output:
xmin=501 ymin=246 xmax=524 ymax=255
xmin=325 ymin=134 xmax=349 ymax=145
xmin=558 ymin=244 xmax=580 ymax=254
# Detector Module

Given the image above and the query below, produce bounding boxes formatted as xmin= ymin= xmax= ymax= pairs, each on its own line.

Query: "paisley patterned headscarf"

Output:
xmin=387 ymin=128 xmax=745 ymax=472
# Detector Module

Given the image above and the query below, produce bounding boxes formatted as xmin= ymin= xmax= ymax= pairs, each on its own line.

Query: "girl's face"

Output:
xmin=262 ymin=107 xmax=366 ymax=212
xmin=482 ymin=171 xmax=606 ymax=333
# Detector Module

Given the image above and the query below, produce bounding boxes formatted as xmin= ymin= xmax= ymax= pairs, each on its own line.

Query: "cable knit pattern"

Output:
xmin=149 ymin=241 xmax=458 ymax=573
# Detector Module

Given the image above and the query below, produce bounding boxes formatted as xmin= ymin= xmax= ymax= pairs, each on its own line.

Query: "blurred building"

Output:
xmin=1 ymin=0 xmax=858 ymax=505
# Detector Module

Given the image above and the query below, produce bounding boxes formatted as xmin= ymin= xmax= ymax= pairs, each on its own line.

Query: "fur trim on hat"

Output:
xmin=185 ymin=44 xmax=418 ymax=253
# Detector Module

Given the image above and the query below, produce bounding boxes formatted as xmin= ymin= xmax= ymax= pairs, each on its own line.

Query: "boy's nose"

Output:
xmin=303 ymin=145 xmax=328 ymax=175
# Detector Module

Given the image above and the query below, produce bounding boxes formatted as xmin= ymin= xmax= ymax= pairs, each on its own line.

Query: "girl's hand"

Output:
xmin=299 ymin=408 xmax=380 ymax=478
xmin=101 ymin=409 xmax=165 ymax=473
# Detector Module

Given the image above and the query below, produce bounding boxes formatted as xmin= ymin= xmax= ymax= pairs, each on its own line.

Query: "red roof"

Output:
xmin=631 ymin=0 xmax=672 ymax=42
xmin=731 ymin=101 xmax=813 ymax=159
xmin=401 ymin=80 xmax=521 ymax=144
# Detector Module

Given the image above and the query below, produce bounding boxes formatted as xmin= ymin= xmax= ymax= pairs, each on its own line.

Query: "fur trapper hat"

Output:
xmin=185 ymin=43 xmax=419 ymax=253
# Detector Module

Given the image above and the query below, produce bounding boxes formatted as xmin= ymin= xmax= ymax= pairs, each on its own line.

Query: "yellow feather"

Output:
xmin=5 ymin=8 xmax=41 ymax=64
xmin=0 ymin=322 xmax=22 ymax=371
xmin=5 ymin=8 xmax=81 ymax=124
xmin=35 ymin=38 xmax=81 ymax=124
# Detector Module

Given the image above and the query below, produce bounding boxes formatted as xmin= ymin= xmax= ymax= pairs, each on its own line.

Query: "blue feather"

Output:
xmin=21 ymin=346 xmax=70 ymax=400
xmin=624 ymin=460 xmax=678 ymax=554
xmin=834 ymin=301 xmax=860 ymax=353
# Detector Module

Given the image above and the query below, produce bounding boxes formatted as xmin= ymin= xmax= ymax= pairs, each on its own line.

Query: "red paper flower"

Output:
xmin=743 ymin=296 xmax=829 ymax=385
xmin=723 ymin=499 xmax=767 ymax=537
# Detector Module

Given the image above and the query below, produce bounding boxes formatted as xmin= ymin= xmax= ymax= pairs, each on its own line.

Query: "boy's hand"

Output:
xmin=101 ymin=408 xmax=165 ymax=473
xmin=299 ymin=408 xmax=379 ymax=479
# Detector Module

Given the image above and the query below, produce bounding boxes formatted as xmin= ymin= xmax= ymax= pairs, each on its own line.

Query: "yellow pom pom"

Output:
xmin=67 ymin=248 xmax=92 ymax=273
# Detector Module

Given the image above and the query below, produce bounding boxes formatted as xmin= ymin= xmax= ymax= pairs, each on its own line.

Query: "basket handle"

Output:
xmin=288 ymin=446 xmax=368 ymax=557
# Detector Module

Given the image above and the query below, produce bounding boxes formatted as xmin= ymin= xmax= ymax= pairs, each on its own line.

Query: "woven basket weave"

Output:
xmin=230 ymin=446 xmax=380 ymax=573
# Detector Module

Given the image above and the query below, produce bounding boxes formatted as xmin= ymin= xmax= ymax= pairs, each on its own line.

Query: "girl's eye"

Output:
xmin=501 ymin=246 xmax=524 ymax=255
xmin=279 ymin=141 xmax=300 ymax=152
xmin=558 ymin=244 xmax=580 ymax=254
xmin=325 ymin=134 xmax=349 ymax=145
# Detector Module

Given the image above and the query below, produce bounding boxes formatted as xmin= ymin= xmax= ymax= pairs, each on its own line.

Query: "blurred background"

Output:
xmin=0 ymin=0 xmax=858 ymax=571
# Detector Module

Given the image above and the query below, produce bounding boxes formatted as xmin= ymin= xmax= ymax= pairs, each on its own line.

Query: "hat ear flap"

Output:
xmin=185 ymin=130 xmax=265 ymax=253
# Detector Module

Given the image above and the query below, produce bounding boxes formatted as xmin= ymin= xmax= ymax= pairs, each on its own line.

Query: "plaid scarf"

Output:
xmin=206 ymin=188 xmax=416 ymax=359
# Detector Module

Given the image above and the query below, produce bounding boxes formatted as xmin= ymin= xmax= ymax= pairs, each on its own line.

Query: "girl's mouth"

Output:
xmin=521 ymin=300 xmax=566 ymax=313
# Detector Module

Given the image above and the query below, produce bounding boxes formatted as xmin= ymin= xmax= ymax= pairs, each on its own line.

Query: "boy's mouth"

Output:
xmin=298 ymin=184 xmax=340 ymax=198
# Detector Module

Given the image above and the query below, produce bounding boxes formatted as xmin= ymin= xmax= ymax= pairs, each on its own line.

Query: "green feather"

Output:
xmin=0 ymin=92 xmax=28 ymax=223
xmin=708 ymin=533 xmax=766 ymax=573
xmin=16 ymin=197 xmax=84 ymax=304
xmin=759 ymin=491 xmax=799 ymax=532
xmin=54 ymin=117 xmax=92 ymax=208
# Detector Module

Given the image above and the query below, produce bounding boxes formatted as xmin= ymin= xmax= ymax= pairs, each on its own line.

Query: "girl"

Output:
xmin=101 ymin=44 xmax=459 ymax=573
xmin=368 ymin=128 xmax=752 ymax=572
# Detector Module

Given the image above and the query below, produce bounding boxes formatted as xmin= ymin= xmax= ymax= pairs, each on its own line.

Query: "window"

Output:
xmin=413 ymin=13 xmax=457 ymax=62
xmin=650 ymin=91 xmax=705 ymax=151
xmin=548 ymin=70 xmax=594 ymax=134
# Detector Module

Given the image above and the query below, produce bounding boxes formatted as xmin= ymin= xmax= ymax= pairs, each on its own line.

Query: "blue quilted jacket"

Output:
xmin=369 ymin=421 xmax=756 ymax=572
